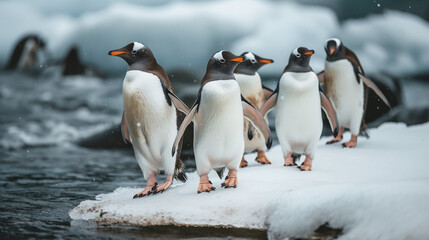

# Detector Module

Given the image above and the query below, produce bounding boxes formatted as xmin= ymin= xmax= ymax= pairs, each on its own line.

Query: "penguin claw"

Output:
xmin=133 ymin=194 xmax=138 ymax=199
xmin=221 ymin=177 xmax=238 ymax=189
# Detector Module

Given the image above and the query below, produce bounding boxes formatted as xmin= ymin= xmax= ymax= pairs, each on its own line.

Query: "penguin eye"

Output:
xmin=131 ymin=50 xmax=137 ymax=54
xmin=251 ymin=59 xmax=257 ymax=64
xmin=219 ymin=59 xmax=225 ymax=63
xmin=295 ymin=53 xmax=301 ymax=58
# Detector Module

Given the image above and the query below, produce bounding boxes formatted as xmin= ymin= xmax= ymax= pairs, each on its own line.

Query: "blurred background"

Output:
xmin=1 ymin=0 xmax=429 ymax=239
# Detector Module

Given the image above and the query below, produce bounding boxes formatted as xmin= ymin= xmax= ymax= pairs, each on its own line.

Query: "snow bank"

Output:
xmin=1 ymin=0 xmax=429 ymax=76
xmin=70 ymin=123 xmax=429 ymax=239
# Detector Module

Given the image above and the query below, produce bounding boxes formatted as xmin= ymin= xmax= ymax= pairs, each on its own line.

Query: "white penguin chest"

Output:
xmin=324 ymin=60 xmax=364 ymax=125
xmin=194 ymin=80 xmax=244 ymax=160
xmin=122 ymin=70 xmax=176 ymax=141
xmin=276 ymin=72 xmax=322 ymax=143
xmin=235 ymin=73 xmax=263 ymax=98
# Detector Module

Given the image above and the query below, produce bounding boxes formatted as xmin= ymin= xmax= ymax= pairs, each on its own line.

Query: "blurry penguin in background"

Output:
xmin=5 ymin=34 xmax=47 ymax=72
xmin=234 ymin=52 xmax=274 ymax=168
xmin=318 ymin=38 xmax=390 ymax=148
xmin=256 ymin=47 xmax=338 ymax=171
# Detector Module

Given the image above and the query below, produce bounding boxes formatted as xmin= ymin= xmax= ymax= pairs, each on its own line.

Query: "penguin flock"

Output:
xmin=108 ymin=38 xmax=390 ymax=197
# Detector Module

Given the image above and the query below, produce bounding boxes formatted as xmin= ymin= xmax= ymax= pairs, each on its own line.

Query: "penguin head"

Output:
xmin=108 ymin=42 xmax=155 ymax=66
xmin=324 ymin=38 xmax=345 ymax=61
xmin=207 ymin=50 xmax=245 ymax=74
xmin=234 ymin=52 xmax=274 ymax=75
xmin=286 ymin=47 xmax=314 ymax=72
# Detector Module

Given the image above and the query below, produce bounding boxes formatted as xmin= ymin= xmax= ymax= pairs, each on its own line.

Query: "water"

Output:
xmin=0 ymin=72 xmax=266 ymax=239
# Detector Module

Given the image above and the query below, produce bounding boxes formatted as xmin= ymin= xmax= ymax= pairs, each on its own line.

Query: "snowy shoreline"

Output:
xmin=70 ymin=123 xmax=429 ymax=239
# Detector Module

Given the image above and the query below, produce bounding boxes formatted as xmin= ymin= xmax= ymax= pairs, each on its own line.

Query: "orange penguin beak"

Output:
xmin=304 ymin=50 xmax=315 ymax=56
xmin=329 ymin=48 xmax=335 ymax=55
xmin=108 ymin=50 xmax=127 ymax=56
xmin=259 ymin=59 xmax=274 ymax=64
xmin=230 ymin=57 xmax=245 ymax=62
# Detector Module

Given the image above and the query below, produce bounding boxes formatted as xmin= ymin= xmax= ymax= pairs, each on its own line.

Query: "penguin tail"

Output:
xmin=174 ymin=159 xmax=187 ymax=183
xmin=214 ymin=167 xmax=226 ymax=179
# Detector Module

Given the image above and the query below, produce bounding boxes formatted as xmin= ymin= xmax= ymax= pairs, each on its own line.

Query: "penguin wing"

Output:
xmin=171 ymin=103 xmax=197 ymax=156
xmin=121 ymin=111 xmax=131 ymax=144
xmin=163 ymin=86 xmax=189 ymax=114
xmin=262 ymin=85 xmax=274 ymax=100
xmin=319 ymin=91 xmax=339 ymax=137
xmin=359 ymin=73 xmax=391 ymax=108
xmin=259 ymin=91 xmax=278 ymax=118
xmin=242 ymin=96 xmax=272 ymax=149
xmin=317 ymin=71 xmax=325 ymax=84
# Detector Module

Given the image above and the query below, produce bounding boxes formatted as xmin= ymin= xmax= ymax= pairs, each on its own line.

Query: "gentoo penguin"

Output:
xmin=257 ymin=47 xmax=338 ymax=171
xmin=6 ymin=34 xmax=46 ymax=71
xmin=172 ymin=51 xmax=272 ymax=193
xmin=234 ymin=52 xmax=274 ymax=167
xmin=318 ymin=38 xmax=390 ymax=148
xmin=108 ymin=42 xmax=189 ymax=198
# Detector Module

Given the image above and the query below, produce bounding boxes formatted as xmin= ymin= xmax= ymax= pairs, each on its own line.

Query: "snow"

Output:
xmin=70 ymin=122 xmax=429 ymax=239
xmin=1 ymin=0 xmax=429 ymax=76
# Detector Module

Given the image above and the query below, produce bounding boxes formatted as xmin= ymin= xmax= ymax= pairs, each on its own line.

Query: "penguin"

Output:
xmin=171 ymin=50 xmax=272 ymax=193
xmin=233 ymin=52 xmax=274 ymax=167
xmin=318 ymin=38 xmax=390 ymax=148
xmin=256 ymin=47 xmax=339 ymax=171
xmin=6 ymin=34 xmax=47 ymax=72
xmin=108 ymin=42 xmax=189 ymax=198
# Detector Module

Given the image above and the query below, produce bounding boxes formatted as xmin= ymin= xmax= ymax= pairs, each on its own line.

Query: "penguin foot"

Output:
xmin=197 ymin=174 xmax=215 ymax=194
xmin=342 ymin=140 xmax=357 ymax=148
xmin=326 ymin=136 xmax=342 ymax=144
xmin=255 ymin=151 xmax=271 ymax=165
xmin=298 ymin=165 xmax=312 ymax=171
xmin=240 ymin=156 xmax=248 ymax=168
xmin=133 ymin=182 xmax=157 ymax=199
xmin=221 ymin=169 xmax=238 ymax=188
xmin=153 ymin=178 xmax=173 ymax=194
xmin=298 ymin=155 xmax=313 ymax=171
xmin=284 ymin=157 xmax=296 ymax=166
xmin=197 ymin=182 xmax=216 ymax=194
xmin=221 ymin=177 xmax=238 ymax=188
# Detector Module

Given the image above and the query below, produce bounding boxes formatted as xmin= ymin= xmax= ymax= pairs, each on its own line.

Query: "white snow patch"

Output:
xmin=70 ymin=123 xmax=429 ymax=239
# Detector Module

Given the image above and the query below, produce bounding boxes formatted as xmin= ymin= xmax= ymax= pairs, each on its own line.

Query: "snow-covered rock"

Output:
xmin=70 ymin=123 xmax=429 ymax=239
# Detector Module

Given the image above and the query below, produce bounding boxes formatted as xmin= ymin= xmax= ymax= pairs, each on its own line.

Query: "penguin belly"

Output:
xmin=193 ymin=80 xmax=244 ymax=174
xmin=235 ymin=73 xmax=266 ymax=153
xmin=325 ymin=60 xmax=364 ymax=135
xmin=276 ymin=72 xmax=322 ymax=157
xmin=122 ymin=70 xmax=177 ymax=177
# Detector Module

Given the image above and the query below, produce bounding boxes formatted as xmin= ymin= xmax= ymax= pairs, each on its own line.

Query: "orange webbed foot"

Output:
xmin=197 ymin=181 xmax=216 ymax=194
xmin=284 ymin=157 xmax=295 ymax=166
xmin=255 ymin=151 xmax=271 ymax=165
xmin=342 ymin=135 xmax=358 ymax=148
xmin=133 ymin=182 xmax=157 ymax=199
xmin=152 ymin=178 xmax=172 ymax=194
xmin=240 ymin=156 xmax=248 ymax=168
xmin=221 ymin=169 xmax=238 ymax=188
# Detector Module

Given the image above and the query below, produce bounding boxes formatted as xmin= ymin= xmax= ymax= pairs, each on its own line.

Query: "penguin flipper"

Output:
xmin=359 ymin=73 xmax=391 ymax=108
xmin=320 ymin=91 xmax=339 ymax=137
xmin=242 ymin=97 xmax=272 ymax=149
xmin=259 ymin=92 xmax=278 ymax=118
xmin=317 ymin=71 xmax=325 ymax=84
xmin=165 ymin=88 xmax=189 ymax=114
xmin=121 ymin=111 xmax=131 ymax=144
xmin=171 ymin=104 xmax=197 ymax=156
xmin=262 ymin=85 xmax=273 ymax=100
